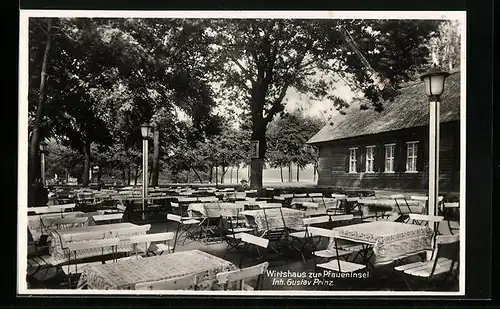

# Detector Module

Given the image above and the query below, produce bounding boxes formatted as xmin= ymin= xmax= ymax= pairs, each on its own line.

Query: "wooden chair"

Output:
xmin=289 ymin=215 xmax=331 ymax=263
xmin=217 ymin=262 xmax=269 ymax=291
xmin=167 ymin=214 xmax=201 ymax=247
xmin=258 ymin=203 xmax=283 ymax=209
xmin=238 ymin=233 xmax=270 ymax=268
xmin=92 ymin=213 xmax=123 ymax=225
xmin=313 ymin=228 xmax=366 ymax=274
xmin=65 ymin=238 xmax=122 ymax=288
xmin=135 ymin=273 xmax=200 ymax=290
xmin=408 ymin=213 xmax=444 ymax=256
xmin=410 ymin=195 xmax=444 ymax=213
xmin=442 ymin=202 xmax=460 ymax=235
xmin=394 ymin=234 xmax=460 ymax=291
xmin=294 ymin=193 xmax=307 ymax=198
xmin=221 ymin=208 xmax=254 ymax=258
xmin=124 ymin=232 xmax=175 ymax=257
xmin=391 ymin=194 xmax=412 ymax=216
xmin=326 ymin=194 xmax=347 ymax=215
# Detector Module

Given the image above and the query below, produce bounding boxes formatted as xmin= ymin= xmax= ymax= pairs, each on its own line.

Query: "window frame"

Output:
xmin=348 ymin=147 xmax=358 ymax=173
xmin=406 ymin=141 xmax=419 ymax=173
xmin=365 ymin=146 xmax=376 ymax=173
xmin=384 ymin=143 xmax=396 ymax=173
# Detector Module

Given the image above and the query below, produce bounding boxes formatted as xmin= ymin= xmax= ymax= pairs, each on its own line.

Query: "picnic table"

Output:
xmin=331 ymin=221 xmax=433 ymax=265
xmin=78 ymin=249 xmax=238 ymax=290
xmin=49 ymin=222 xmax=150 ymax=265
xmin=242 ymin=208 xmax=306 ymax=231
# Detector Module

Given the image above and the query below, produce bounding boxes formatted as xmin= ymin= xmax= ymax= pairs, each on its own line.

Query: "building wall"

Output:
xmin=316 ymin=121 xmax=460 ymax=193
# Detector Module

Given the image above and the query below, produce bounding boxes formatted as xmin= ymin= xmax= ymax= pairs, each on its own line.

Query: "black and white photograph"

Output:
xmin=18 ymin=10 xmax=466 ymax=295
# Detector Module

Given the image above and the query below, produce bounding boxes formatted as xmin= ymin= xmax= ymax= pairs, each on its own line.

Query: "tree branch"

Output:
xmin=228 ymin=52 xmax=256 ymax=87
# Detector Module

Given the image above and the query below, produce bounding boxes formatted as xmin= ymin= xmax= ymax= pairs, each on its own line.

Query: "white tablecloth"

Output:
xmin=332 ymin=221 xmax=433 ymax=265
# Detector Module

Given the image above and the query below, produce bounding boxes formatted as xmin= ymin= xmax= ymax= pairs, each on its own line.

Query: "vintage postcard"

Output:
xmin=18 ymin=10 xmax=466 ymax=296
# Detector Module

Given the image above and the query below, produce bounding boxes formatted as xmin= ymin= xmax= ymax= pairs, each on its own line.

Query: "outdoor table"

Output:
xmin=331 ymin=221 xmax=433 ymax=266
xmin=49 ymin=222 xmax=150 ymax=265
xmin=78 ymin=249 xmax=238 ymax=290
xmin=242 ymin=208 xmax=306 ymax=232
xmin=187 ymin=203 xmax=244 ymax=218
xmin=28 ymin=211 xmax=87 ymax=242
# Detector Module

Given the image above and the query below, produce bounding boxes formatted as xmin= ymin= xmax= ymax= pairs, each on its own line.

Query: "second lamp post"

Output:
xmin=140 ymin=123 xmax=152 ymax=221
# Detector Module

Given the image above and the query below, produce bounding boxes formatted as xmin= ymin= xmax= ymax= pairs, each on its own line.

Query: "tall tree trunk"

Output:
xmin=280 ymin=167 xmax=284 ymax=182
xmin=82 ymin=140 xmax=91 ymax=187
xmin=28 ymin=18 xmax=52 ymax=205
xmin=250 ymin=115 xmax=266 ymax=189
xmin=192 ymin=168 xmax=203 ymax=183
xmin=215 ymin=166 xmax=218 ymax=186
xmin=151 ymin=128 xmax=160 ymax=186
xmin=127 ymin=165 xmax=131 ymax=185
xmin=186 ymin=169 xmax=190 ymax=183
xmin=209 ymin=166 xmax=213 ymax=183
xmin=313 ymin=164 xmax=317 ymax=182
xmin=230 ymin=166 xmax=233 ymax=184
xmin=296 ymin=165 xmax=300 ymax=182
xmin=122 ymin=168 xmax=126 ymax=184
xmin=220 ymin=166 xmax=228 ymax=184
xmin=288 ymin=164 xmax=292 ymax=182
xmin=134 ymin=165 xmax=139 ymax=185
xmin=236 ymin=166 xmax=239 ymax=183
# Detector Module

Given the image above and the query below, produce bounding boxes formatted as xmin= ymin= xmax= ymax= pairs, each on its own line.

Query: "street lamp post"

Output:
xmin=420 ymin=67 xmax=450 ymax=258
xmin=140 ymin=123 xmax=152 ymax=221
xmin=39 ymin=141 xmax=48 ymax=187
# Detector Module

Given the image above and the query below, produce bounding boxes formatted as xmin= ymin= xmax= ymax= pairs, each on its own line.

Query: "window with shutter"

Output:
xmin=406 ymin=141 xmax=419 ymax=172
xmin=365 ymin=146 xmax=375 ymax=173
xmin=384 ymin=144 xmax=395 ymax=173
xmin=348 ymin=148 xmax=357 ymax=173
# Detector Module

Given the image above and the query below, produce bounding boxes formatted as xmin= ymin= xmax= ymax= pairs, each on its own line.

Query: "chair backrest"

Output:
xmin=117 ymin=204 xmax=127 ymax=212
xmin=331 ymin=194 xmax=347 ymax=199
xmin=67 ymin=237 xmax=121 ymax=251
xmin=391 ymin=194 xmax=407 ymax=200
xmin=216 ymin=262 xmax=269 ymax=290
xmin=410 ymin=195 xmax=444 ymax=202
xmin=410 ymin=195 xmax=428 ymax=201
xmin=280 ymin=194 xmax=294 ymax=198
xmin=443 ymin=202 xmax=460 ymax=208
xmin=135 ymin=273 xmax=200 ymax=290
xmin=345 ymin=197 xmax=358 ymax=202
xmin=93 ymin=213 xmax=123 ymax=222
xmin=308 ymin=193 xmax=323 ymax=198
xmin=52 ymin=217 xmax=88 ymax=226
xmin=329 ymin=214 xmax=354 ymax=222
xmin=303 ymin=215 xmax=330 ymax=226
xmin=294 ymin=193 xmax=307 ymax=198
xmin=31 ymin=207 xmax=61 ymax=214
xmin=239 ymin=233 xmax=269 ymax=248
xmin=167 ymin=214 xmax=182 ymax=223
xmin=53 ymin=203 xmax=76 ymax=210
xmin=259 ymin=203 xmax=282 ymax=209
xmin=64 ymin=230 xmax=107 ymax=242
xmin=170 ymin=202 xmax=180 ymax=208
xmin=199 ymin=196 xmax=219 ymax=203
xmin=307 ymin=226 xmax=339 ymax=238
xmin=408 ymin=213 xmax=444 ymax=223
xmin=112 ymin=224 xmax=152 ymax=237
xmin=126 ymin=232 xmax=175 ymax=244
